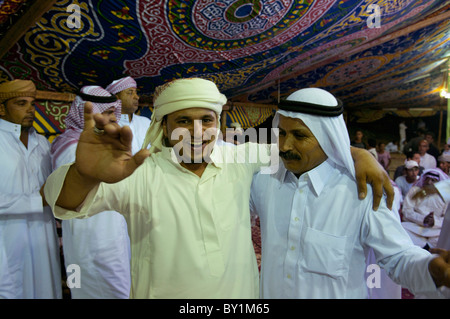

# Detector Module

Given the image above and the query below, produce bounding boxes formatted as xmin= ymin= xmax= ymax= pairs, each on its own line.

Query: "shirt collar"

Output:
xmin=0 ymin=118 xmax=35 ymax=138
xmin=119 ymin=113 xmax=131 ymax=125
xmin=277 ymin=158 xmax=336 ymax=197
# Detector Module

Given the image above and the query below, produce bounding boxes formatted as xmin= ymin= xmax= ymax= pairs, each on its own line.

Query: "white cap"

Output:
xmin=405 ymin=160 xmax=419 ymax=169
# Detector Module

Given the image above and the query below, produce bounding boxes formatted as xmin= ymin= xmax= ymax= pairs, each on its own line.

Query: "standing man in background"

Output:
xmin=418 ymin=139 xmax=437 ymax=170
xmin=50 ymin=86 xmax=130 ymax=299
xmin=106 ymin=76 xmax=151 ymax=153
xmin=0 ymin=79 xmax=61 ymax=298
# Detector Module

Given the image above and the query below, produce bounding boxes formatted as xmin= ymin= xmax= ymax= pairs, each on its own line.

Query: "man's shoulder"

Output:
xmin=394 ymin=175 xmax=407 ymax=186
xmin=252 ymin=162 xmax=286 ymax=189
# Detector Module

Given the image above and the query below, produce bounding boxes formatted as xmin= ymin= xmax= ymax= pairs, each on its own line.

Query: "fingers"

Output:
xmin=383 ymin=177 xmax=394 ymax=210
xmin=371 ymin=179 xmax=383 ymax=211
xmin=412 ymin=187 xmax=425 ymax=201
xmin=133 ymin=149 xmax=151 ymax=166
xmin=356 ymin=171 xmax=368 ymax=201
xmin=120 ymin=149 xmax=150 ymax=180
xmin=118 ymin=125 xmax=133 ymax=147
xmin=429 ymin=254 xmax=450 ymax=287
xmin=83 ymin=102 xmax=95 ymax=131
xmin=430 ymin=248 xmax=448 ymax=257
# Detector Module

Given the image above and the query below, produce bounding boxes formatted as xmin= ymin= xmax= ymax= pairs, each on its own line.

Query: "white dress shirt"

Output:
xmin=429 ymin=180 xmax=450 ymax=297
xmin=420 ymin=153 xmax=437 ymax=170
xmin=45 ymin=143 xmax=272 ymax=298
xmin=0 ymin=119 xmax=61 ymax=298
xmin=49 ymin=112 xmax=150 ymax=299
xmin=402 ymin=184 xmax=448 ymax=249
xmin=435 ymin=179 xmax=450 ymax=250
xmin=118 ymin=113 xmax=151 ymax=152
xmin=52 ymin=143 xmax=131 ymax=299
xmin=394 ymin=175 xmax=416 ymax=198
xmin=250 ymin=159 xmax=438 ymax=299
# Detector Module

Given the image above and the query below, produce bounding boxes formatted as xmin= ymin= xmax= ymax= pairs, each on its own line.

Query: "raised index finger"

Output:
xmin=83 ymin=102 xmax=95 ymax=131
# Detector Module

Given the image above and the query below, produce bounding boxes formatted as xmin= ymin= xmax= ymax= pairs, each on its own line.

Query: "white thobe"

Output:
xmin=423 ymin=180 xmax=450 ymax=298
xmin=394 ymin=175 xmax=415 ymax=198
xmin=420 ymin=153 xmax=437 ymax=170
xmin=436 ymin=179 xmax=450 ymax=250
xmin=365 ymin=184 xmax=403 ymax=299
xmin=250 ymin=159 xmax=438 ymax=299
xmin=52 ymin=143 xmax=131 ymax=299
xmin=118 ymin=113 xmax=151 ymax=151
xmin=53 ymin=113 xmax=150 ymax=298
xmin=401 ymin=186 xmax=448 ymax=248
xmin=44 ymin=143 xmax=273 ymax=298
xmin=0 ymin=119 xmax=61 ymax=299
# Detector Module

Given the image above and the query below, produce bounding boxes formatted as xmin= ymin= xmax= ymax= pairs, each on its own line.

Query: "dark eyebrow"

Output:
xmin=174 ymin=114 xmax=215 ymax=121
xmin=174 ymin=116 xmax=192 ymax=121
xmin=278 ymin=125 xmax=309 ymax=135
xmin=15 ymin=98 xmax=36 ymax=103
xmin=291 ymin=128 xmax=308 ymax=135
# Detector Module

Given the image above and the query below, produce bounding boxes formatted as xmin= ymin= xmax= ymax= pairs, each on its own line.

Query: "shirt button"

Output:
xmin=290 ymin=246 xmax=295 ymax=250
xmin=294 ymin=217 xmax=299 ymax=222
xmin=287 ymin=274 xmax=291 ymax=279
xmin=299 ymin=189 xmax=303 ymax=194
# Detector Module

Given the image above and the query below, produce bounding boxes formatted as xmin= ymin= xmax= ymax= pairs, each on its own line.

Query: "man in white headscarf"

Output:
xmin=43 ymin=78 xmax=394 ymax=298
xmin=50 ymin=86 xmax=131 ymax=299
xmin=402 ymin=169 xmax=449 ymax=249
xmin=106 ymin=76 xmax=150 ymax=153
xmin=0 ymin=79 xmax=61 ymax=298
xmin=250 ymin=88 xmax=450 ymax=298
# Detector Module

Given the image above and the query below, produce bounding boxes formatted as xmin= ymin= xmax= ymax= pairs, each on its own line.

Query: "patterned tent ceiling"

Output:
xmin=0 ymin=0 xmax=449 ymax=125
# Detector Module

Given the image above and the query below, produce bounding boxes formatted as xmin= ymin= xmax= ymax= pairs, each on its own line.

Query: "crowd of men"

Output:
xmin=1 ymin=77 xmax=450 ymax=299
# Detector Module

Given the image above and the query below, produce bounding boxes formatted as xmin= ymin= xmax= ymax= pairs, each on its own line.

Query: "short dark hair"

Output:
xmin=425 ymin=131 xmax=435 ymax=139
xmin=405 ymin=151 xmax=420 ymax=159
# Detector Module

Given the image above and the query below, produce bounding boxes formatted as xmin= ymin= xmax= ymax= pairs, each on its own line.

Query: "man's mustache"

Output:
xmin=279 ymin=151 xmax=301 ymax=160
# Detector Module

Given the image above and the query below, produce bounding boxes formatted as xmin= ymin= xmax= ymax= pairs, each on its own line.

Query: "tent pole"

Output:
xmin=438 ymin=106 xmax=443 ymax=150
xmin=446 ymin=60 xmax=450 ymax=144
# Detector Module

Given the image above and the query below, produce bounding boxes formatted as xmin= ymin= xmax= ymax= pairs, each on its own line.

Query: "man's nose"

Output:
xmin=27 ymin=102 xmax=36 ymax=113
xmin=279 ymin=134 xmax=294 ymax=152
xmin=191 ymin=120 xmax=204 ymax=140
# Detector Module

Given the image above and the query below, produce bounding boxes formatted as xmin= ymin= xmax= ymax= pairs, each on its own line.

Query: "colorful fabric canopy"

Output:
xmin=0 ymin=0 xmax=448 ymax=128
